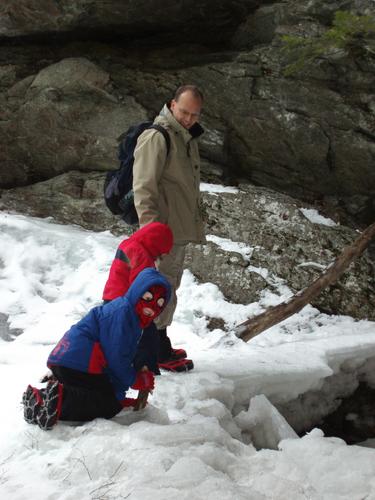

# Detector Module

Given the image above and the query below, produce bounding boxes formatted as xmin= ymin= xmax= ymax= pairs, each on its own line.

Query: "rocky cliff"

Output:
xmin=0 ymin=0 xmax=374 ymax=223
xmin=0 ymin=0 xmax=374 ymax=319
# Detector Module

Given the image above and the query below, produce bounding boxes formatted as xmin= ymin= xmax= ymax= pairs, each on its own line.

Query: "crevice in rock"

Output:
xmin=326 ymin=135 xmax=336 ymax=172
xmin=354 ymin=127 xmax=375 ymax=141
xmin=315 ymin=382 xmax=375 ymax=445
xmin=0 ymin=26 xmax=234 ymax=49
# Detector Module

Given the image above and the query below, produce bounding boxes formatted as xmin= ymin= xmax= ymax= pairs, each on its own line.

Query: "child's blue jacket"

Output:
xmin=48 ymin=268 xmax=171 ymax=399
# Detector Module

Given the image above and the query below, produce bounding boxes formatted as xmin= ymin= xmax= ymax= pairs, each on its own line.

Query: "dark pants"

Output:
xmin=133 ymin=325 xmax=172 ymax=367
xmin=157 ymin=328 xmax=172 ymax=362
xmin=133 ymin=322 xmax=160 ymax=373
xmin=51 ymin=366 xmax=122 ymax=422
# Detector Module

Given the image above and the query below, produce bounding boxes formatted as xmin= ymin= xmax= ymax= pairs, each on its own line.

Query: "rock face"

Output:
xmin=0 ymin=0 xmax=374 ymax=321
xmin=0 ymin=0 xmax=257 ymax=42
xmin=1 ymin=173 xmax=374 ymax=321
xmin=0 ymin=57 xmax=147 ymax=187
xmin=192 ymin=185 xmax=375 ymax=321
xmin=0 ymin=0 xmax=374 ymax=224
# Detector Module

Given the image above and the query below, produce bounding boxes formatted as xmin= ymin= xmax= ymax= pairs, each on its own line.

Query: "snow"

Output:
xmin=206 ymin=235 xmax=254 ymax=260
xmin=299 ymin=208 xmax=338 ymax=227
xmin=1 ymin=209 xmax=375 ymax=499
xmin=235 ymin=394 xmax=299 ymax=449
xmin=200 ymin=182 xmax=239 ymax=194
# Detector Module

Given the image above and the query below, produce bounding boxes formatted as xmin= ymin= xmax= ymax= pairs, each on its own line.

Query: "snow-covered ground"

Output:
xmin=1 ymin=202 xmax=375 ymax=500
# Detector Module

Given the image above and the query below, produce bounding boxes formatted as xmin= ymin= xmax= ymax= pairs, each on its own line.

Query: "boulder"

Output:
xmin=0 ymin=57 xmax=147 ymax=187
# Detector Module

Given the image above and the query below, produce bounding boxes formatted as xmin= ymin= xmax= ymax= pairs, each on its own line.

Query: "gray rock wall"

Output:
xmin=0 ymin=0 xmax=257 ymax=41
xmin=0 ymin=0 xmax=374 ymax=223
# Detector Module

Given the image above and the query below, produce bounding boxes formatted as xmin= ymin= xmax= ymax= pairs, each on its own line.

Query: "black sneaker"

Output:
xmin=36 ymin=380 xmax=63 ymax=430
xmin=22 ymin=385 xmax=44 ymax=425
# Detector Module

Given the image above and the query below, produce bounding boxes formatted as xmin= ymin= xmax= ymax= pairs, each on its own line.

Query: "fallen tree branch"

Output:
xmin=236 ymin=221 xmax=375 ymax=342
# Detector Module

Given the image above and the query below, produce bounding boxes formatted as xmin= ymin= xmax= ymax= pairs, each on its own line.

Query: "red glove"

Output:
xmin=132 ymin=370 xmax=155 ymax=391
xmin=120 ymin=397 xmax=137 ymax=408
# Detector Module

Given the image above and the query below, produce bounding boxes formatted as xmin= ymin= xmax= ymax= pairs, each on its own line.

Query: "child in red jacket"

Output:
xmin=103 ymin=222 xmax=192 ymax=373
xmin=103 ymin=222 xmax=173 ymax=301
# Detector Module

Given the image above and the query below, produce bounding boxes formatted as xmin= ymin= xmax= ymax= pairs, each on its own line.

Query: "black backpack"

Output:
xmin=104 ymin=121 xmax=170 ymax=225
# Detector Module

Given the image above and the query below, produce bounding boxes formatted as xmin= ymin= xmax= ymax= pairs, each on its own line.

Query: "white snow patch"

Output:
xmin=300 ymin=208 xmax=338 ymax=226
xmin=200 ymin=182 xmax=239 ymax=194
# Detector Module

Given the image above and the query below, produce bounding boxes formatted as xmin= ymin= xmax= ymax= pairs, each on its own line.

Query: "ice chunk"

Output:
xmin=235 ymin=394 xmax=298 ymax=449
xmin=112 ymin=404 xmax=170 ymax=426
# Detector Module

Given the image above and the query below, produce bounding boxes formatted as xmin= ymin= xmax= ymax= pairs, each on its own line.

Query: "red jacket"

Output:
xmin=102 ymin=222 xmax=173 ymax=301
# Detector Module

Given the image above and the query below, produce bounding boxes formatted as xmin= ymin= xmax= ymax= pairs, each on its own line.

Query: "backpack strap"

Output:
xmin=150 ymin=124 xmax=171 ymax=157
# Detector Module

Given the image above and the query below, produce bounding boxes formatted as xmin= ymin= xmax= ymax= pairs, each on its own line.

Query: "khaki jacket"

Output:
xmin=133 ymin=104 xmax=206 ymax=244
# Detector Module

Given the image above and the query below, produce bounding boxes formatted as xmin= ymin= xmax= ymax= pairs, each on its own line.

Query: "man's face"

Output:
xmin=170 ymin=91 xmax=202 ymax=130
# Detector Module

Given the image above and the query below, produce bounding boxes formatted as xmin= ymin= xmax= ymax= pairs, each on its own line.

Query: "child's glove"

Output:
xmin=132 ymin=370 xmax=155 ymax=392
xmin=120 ymin=397 xmax=137 ymax=408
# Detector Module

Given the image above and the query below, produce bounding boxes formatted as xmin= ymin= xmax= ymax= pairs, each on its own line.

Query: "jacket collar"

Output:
xmin=158 ymin=104 xmax=204 ymax=143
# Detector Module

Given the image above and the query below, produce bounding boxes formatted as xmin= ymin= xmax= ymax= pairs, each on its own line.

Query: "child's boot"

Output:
xmin=36 ymin=380 xmax=64 ymax=430
xmin=22 ymin=385 xmax=45 ymax=425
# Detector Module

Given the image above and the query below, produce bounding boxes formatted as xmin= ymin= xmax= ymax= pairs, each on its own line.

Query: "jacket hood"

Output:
xmin=133 ymin=222 xmax=173 ymax=258
xmin=125 ymin=267 xmax=171 ymax=307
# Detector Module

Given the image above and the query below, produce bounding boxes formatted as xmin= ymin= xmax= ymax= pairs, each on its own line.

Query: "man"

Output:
xmin=133 ymin=85 xmax=206 ymax=372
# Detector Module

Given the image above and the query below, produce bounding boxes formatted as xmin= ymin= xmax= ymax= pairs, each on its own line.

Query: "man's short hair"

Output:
xmin=174 ymin=85 xmax=203 ymax=102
